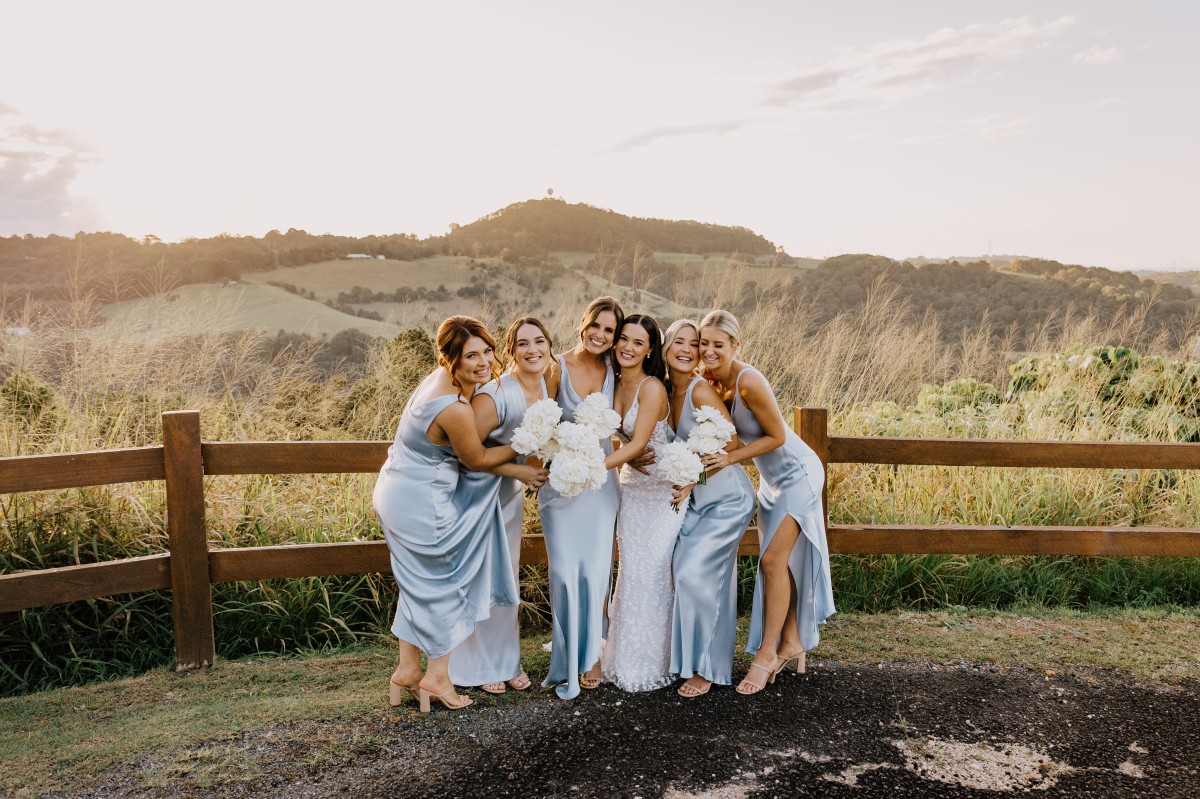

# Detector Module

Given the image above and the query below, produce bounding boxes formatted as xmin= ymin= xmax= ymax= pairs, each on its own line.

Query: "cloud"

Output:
xmin=765 ymin=16 xmax=1076 ymax=110
xmin=1072 ymin=46 xmax=1122 ymax=66
xmin=607 ymin=118 xmax=764 ymax=153
xmin=0 ymin=106 xmax=101 ymax=235
xmin=963 ymin=114 xmax=1033 ymax=138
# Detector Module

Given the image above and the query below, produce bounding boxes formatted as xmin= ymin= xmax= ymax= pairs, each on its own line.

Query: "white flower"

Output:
xmin=552 ymin=421 xmax=595 ymax=453
xmin=686 ymin=407 xmax=736 ymax=455
xmin=574 ymin=392 xmax=621 ymax=439
xmin=509 ymin=398 xmax=562 ymax=459
xmin=510 ymin=427 xmax=542 ymax=457
xmin=656 ymin=440 xmax=704 ymax=487
xmin=549 ymin=443 xmax=608 ymax=498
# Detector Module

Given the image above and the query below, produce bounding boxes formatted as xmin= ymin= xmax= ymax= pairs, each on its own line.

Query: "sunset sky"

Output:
xmin=2 ymin=1 xmax=1197 ymax=270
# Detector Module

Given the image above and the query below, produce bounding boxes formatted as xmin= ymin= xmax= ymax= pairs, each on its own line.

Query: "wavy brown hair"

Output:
xmin=435 ymin=315 xmax=499 ymax=397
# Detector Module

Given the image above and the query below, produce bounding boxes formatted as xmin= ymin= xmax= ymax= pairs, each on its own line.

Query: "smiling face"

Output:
xmin=615 ymin=321 xmax=652 ymax=372
xmin=580 ymin=309 xmax=618 ymax=356
xmin=510 ymin=322 xmax=551 ymax=376
xmin=665 ymin=324 xmax=700 ymax=374
xmin=699 ymin=325 xmax=738 ymax=372
xmin=453 ymin=335 xmax=497 ymax=388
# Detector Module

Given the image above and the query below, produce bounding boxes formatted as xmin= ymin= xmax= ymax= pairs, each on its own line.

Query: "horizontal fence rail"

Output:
xmin=3 ymin=407 xmax=1200 ymax=671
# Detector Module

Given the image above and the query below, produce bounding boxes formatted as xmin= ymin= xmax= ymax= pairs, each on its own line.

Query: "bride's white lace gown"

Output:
xmin=601 ymin=383 xmax=685 ymax=691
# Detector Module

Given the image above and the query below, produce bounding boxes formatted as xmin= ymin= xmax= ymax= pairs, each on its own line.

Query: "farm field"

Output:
xmin=96 ymin=282 xmax=401 ymax=339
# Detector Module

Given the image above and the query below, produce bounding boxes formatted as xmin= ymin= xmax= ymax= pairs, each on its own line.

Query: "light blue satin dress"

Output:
xmin=449 ymin=374 xmax=546 ymax=687
xmin=670 ymin=377 xmax=756 ymax=686
xmin=372 ymin=375 xmax=518 ymax=659
xmin=730 ymin=366 xmax=836 ymax=654
xmin=539 ymin=354 xmax=620 ymax=699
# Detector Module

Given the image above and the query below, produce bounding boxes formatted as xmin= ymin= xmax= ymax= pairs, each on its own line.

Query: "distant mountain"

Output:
xmin=442 ymin=198 xmax=777 ymax=261
xmin=0 ymin=199 xmax=777 ymax=299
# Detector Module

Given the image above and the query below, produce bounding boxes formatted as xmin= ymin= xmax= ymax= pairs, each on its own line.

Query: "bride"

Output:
xmin=600 ymin=314 xmax=685 ymax=691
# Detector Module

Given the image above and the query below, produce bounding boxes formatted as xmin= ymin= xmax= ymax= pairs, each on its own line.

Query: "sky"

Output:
xmin=1 ymin=1 xmax=1197 ymax=271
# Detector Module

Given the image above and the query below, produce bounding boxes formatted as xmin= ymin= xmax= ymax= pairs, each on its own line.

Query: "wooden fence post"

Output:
xmin=162 ymin=410 xmax=215 ymax=671
xmin=796 ymin=407 xmax=829 ymax=523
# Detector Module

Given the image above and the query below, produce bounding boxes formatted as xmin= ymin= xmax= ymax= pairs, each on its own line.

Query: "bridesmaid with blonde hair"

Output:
xmin=660 ymin=318 xmax=756 ymax=698
xmin=696 ymin=309 xmax=835 ymax=696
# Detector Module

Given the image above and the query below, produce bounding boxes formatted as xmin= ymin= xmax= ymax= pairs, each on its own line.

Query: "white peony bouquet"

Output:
xmin=510 ymin=398 xmax=563 ymax=462
xmin=654 ymin=440 xmax=704 ymax=512
xmin=684 ymin=405 xmax=738 ymax=484
xmin=547 ymin=421 xmax=609 ymax=498
xmin=573 ymin=392 xmax=622 ymax=440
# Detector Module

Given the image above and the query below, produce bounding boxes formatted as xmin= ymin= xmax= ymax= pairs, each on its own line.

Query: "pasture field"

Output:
xmin=96 ymin=282 xmax=401 ymax=339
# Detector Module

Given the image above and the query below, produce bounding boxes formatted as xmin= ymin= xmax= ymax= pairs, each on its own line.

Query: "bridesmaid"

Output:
xmin=697 ymin=310 xmax=835 ymax=696
xmin=662 ymin=319 xmax=756 ymax=698
xmin=449 ymin=317 xmax=556 ymax=694
xmin=540 ymin=295 xmax=624 ymax=700
xmin=373 ymin=316 xmax=523 ymax=712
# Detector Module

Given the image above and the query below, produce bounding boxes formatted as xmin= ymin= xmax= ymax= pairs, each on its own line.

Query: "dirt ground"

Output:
xmin=65 ymin=661 xmax=1199 ymax=799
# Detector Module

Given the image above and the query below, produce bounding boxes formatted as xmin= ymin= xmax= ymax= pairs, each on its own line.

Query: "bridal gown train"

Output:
xmin=600 ymin=378 xmax=684 ymax=692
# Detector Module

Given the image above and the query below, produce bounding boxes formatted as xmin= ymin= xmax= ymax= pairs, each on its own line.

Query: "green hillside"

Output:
xmin=97 ymin=282 xmax=400 ymax=339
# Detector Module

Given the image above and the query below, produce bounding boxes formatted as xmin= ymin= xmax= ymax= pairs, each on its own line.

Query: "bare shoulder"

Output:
xmin=641 ymin=376 xmax=667 ymax=400
xmin=690 ymin=379 xmax=724 ymax=407
xmin=736 ymin=365 xmax=773 ymax=398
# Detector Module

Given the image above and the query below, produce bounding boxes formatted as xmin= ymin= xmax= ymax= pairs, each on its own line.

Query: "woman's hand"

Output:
xmin=700 ymin=451 xmax=732 ymax=470
xmin=629 ymin=446 xmax=657 ymax=475
xmin=514 ymin=463 xmax=549 ymax=490
xmin=670 ymin=482 xmax=695 ymax=511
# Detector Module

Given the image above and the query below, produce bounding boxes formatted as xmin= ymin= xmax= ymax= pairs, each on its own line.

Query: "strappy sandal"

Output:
xmin=579 ymin=668 xmax=602 ymax=690
xmin=418 ymin=685 xmax=473 ymax=713
xmin=388 ymin=678 xmax=422 ymax=707
xmin=479 ymin=681 xmax=507 ymax=694
xmin=677 ymin=678 xmax=712 ymax=699
xmin=777 ymin=649 xmax=806 ymax=675
xmin=735 ymin=662 xmax=779 ymax=696
xmin=507 ymin=671 xmax=532 ymax=691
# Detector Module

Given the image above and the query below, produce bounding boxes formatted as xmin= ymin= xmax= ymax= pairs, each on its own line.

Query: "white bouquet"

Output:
xmin=546 ymin=421 xmax=608 ymax=498
xmin=684 ymin=406 xmax=737 ymax=484
xmin=655 ymin=440 xmax=704 ymax=512
xmin=573 ymin=391 xmax=621 ymax=440
xmin=510 ymin=398 xmax=563 ymax=461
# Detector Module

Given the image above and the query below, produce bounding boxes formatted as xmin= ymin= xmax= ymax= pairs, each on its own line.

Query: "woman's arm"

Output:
xmin=433 ymin=401 xmax=517 ymax=471
xmin=603 ymin=379 xmax=667 ymax=471
xmin=700 ymin=370 xmax=785 ymax=470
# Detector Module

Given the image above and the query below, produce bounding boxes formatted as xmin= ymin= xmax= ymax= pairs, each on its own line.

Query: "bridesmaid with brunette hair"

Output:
xmin=696 ymin=310 xmax=835 ymax=696
xmin=661 ymin=318 xmax=756 ymax=698
xmin=373 ymin=315 xmax=524 ymax=712
xmin=540 ymin=295 xmax=624 ymax=699
xmin=448 ymin=316 xmax=556 ymax=694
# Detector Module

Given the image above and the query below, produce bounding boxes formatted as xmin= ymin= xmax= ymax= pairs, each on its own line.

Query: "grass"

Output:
xmin=1 ymin=608 xmax=1197 ymax=797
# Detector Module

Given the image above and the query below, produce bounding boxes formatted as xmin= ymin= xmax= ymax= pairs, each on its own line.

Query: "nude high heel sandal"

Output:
xmin=418 ymin=687 xmax=473 ymax=713
xmin=389 ymin=678 xmax=420 ymax=707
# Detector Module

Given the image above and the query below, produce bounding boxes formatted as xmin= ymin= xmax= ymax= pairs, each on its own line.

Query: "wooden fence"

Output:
xmin=3 ymin=407 xmax=1200 ymax=671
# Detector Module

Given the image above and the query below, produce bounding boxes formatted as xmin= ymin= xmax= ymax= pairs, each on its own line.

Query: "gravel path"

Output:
xmin=70 ymin=662 xmax=1199 ymax=798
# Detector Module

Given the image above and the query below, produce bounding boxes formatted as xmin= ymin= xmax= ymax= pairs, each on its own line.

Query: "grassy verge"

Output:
xmin=2 ymin=608 xmax=1197 ymax=796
